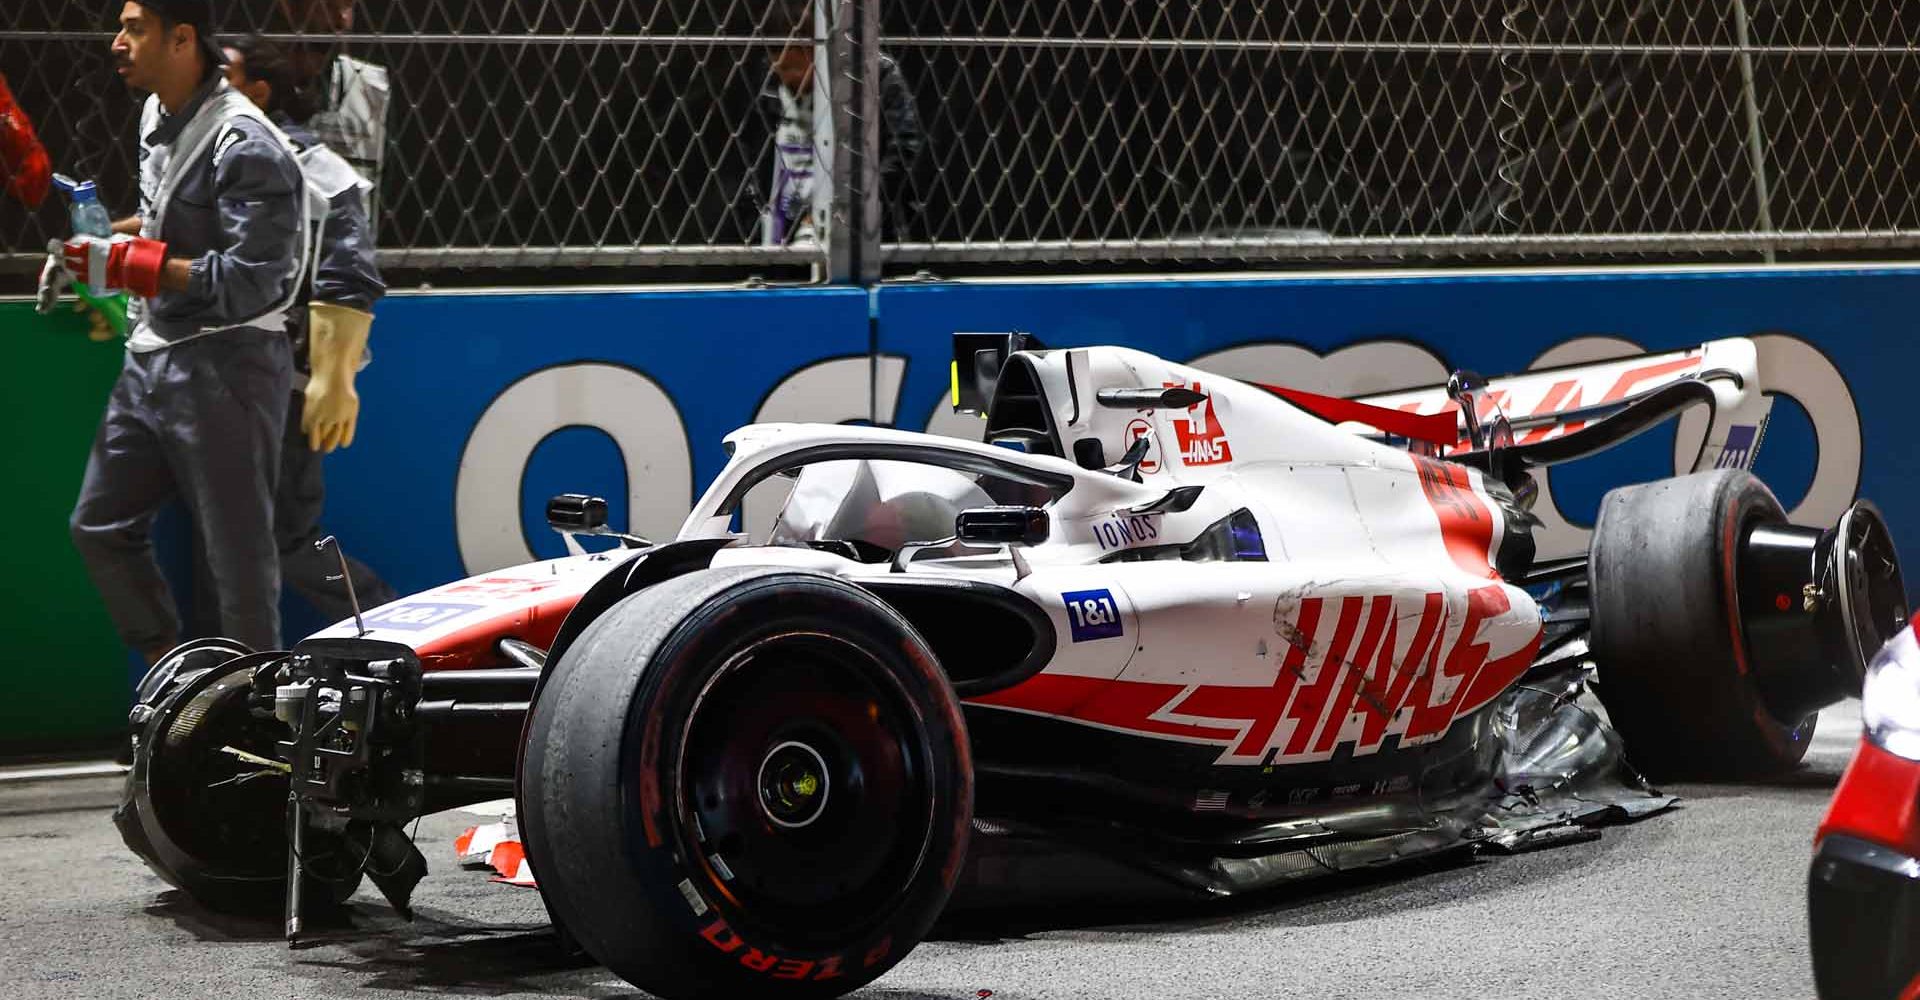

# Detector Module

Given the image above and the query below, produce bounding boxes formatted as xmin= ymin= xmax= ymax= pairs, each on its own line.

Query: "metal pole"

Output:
xmin=825 ymin=0 xmax=881 ymax=285
xmin=1732 ymin=0 xmax=1778 ymax=263
xmin=857 ymin=0 xmax=883 ymax=284
xmin=826 ymin=0 xmax=856 ymax=283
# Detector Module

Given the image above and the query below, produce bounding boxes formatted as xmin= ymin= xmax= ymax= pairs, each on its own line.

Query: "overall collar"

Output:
xmin=144 ymin=76 xmax=226 ymax=147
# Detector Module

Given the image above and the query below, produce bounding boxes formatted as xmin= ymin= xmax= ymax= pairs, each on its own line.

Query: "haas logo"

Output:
xmin=1166 ymin=381 xmax=1233 ymax=466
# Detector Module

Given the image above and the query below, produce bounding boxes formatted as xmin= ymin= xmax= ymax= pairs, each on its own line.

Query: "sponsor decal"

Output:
xmin=972 ymin=584 xmax=1543 ymax=766
xmin=1165 ymin=381 xmax=1233 ymax=466
xmin=1194 ymin=789 xmax=1230 ymax=812
xmin=1372 ymin=775 xmax=1414 ymax=795
xmin=440 ymin=576 xmax=564 ymax=600
xmin=1123 ymin=418 xmax=1160 ymax=474
xmin=1090 ymin=512 xmax=1161 ymax=551
xmin=1062 ymin=588 xmax=1124 ymax=642
xmin=1715 ymin=423 xmax=1760 ymax=470
xmin=362 ymin=602 xmax=485 ymax=632
xmin=1396 ymin=354 xmax=1707 ymax=453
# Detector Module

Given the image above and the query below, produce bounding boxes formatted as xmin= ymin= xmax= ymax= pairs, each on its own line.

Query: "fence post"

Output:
xmin=826 ymin=0 xmax=882 ymax=284
xmin=856 ymin=0 xmax=883 ymax=284
xmin=1732 ymin=0 xmax=1778 ymax=263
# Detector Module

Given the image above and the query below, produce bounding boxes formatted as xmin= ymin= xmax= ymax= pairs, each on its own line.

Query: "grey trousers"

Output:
xmin=70 ymin=333 xmax=292 ymax=655
xmin=271 ymin=388 xmax=397 ymax=622
xmin=188 ymin=389 xmax=400 ymax=637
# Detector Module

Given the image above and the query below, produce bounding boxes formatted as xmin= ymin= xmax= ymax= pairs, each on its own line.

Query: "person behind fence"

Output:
xmin=278 ymin=0 xmax=388 ymax=235
xmin=219 ymin=32 xmax=397 ymax=623
xmin=56 ymin=0 xmax=308 ymax=663
xmin=760 ymin=30 xmax=926 ymax=247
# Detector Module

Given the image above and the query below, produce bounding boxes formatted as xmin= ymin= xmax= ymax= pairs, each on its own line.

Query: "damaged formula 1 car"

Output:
xmin=119 ymin=333 xmax=1907 ymax=999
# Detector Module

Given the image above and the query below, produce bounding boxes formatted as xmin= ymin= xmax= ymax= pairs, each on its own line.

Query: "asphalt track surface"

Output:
xmin=5 ymin=703 xmax=1861 ymax=1000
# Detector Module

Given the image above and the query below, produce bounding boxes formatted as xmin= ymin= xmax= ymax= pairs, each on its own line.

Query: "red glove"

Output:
xmin=0 ymin=73 xmax=49 ymax=209
xmin=53 ymin=234 xmax=168 ymax=299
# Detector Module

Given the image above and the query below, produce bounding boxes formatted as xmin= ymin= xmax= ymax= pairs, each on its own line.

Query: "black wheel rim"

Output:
xmin=671 ymin=630 xmax=937 ymax=950
xmin=135 ymin=640 xmax=251 ymax=709
xmin=147 ymin=665 xmax=360 ymax=887
xmin=1833 ymin=503 xmax=1908 ymax=681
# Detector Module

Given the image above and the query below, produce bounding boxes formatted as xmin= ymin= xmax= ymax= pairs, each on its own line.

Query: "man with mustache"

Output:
xmin=59 ymin=0 xmax=310 ymax=664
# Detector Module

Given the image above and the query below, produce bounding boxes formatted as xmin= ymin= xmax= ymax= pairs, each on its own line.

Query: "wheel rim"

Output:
xmin=671 ymin=630 xmax=937 ymax=949
xmin=145 ymin=662 xmax=360 ymax=889
xmin=1832 ymin=502 xmax=1908 ymax=686
xmin=134 ymin=640 xmax=252 ymax=709
xmin=757 ymin=740 xmax=832 ymax=829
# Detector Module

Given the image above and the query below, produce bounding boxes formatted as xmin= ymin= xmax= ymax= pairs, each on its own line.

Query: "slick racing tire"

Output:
xmin=1589 ymin=469 xmax=1813 ymax=778
xmin=116 ymin=649 xmax=363 ymax=916
xmin=520 ymin=567 xmax=973 ymax=1000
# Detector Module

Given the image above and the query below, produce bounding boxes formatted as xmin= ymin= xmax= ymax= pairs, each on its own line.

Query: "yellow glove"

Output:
xmin=303 ymin=302 xmax=374 ymax=453
xmin=71 ymin=297 xmax=113 ymax=341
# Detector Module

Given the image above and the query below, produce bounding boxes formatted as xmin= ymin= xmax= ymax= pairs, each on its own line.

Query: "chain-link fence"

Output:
xmin=883 ymin=0 xmax=1920 ymax=263
xmin=5 ymin=1 xmax=1920 ymax=283
xmin=1 ymin=0 xmax=832 ymax=280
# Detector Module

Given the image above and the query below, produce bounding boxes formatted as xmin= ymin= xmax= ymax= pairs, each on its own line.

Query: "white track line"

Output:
xmin=0 ymin=762 xmax=127 ymax=784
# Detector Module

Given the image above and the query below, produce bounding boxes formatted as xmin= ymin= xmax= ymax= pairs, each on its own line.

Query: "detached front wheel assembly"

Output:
xmin=116 ymin=646 xmax=364 ymax=915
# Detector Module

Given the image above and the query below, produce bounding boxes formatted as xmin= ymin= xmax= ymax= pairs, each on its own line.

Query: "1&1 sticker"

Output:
xmin=363 ymin=602 xmax=485 ymax=632
xmin=1062 ymin=589 xmax=1124 ymax=642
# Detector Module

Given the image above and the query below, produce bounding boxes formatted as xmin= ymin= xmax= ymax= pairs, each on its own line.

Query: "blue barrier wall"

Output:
xmin=15 ymin=266 xmax=1920 ymax=743
xmin=303 ymin=285 xmax=871 ymax=630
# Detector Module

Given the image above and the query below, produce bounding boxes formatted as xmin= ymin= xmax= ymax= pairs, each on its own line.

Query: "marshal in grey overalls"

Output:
xmin=69 ymin=76 xmax=310 ymax=657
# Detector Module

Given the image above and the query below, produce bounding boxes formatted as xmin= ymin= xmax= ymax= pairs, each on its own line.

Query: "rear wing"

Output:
xmin=1343 ymin=338 xmax=1775 ymax=475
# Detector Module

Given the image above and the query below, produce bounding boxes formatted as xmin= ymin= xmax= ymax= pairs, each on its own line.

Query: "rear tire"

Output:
xmin=520 ymin=567 xmax=973 ymax=1000
xmin=1589 ymin=469 xmax=1815 ymax=778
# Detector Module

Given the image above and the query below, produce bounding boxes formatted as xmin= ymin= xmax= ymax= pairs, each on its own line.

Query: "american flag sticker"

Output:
xmin=1715 ymin=424 xmax=1759 ymax=470
xmin=1194 ymin=790 xmax=1230 ymax=812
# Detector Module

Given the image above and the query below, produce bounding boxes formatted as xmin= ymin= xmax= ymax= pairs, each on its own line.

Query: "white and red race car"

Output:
xmin=118 ymin=334 xmax=1905 ymax=999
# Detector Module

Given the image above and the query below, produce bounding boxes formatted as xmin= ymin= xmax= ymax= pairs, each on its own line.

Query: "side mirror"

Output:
xmin=547 ymin=494 xmax=609 ymax=532
xmin=955 ymin=506 xmax=1049 ymax=546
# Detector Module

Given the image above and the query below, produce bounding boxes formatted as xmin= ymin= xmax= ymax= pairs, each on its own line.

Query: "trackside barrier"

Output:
xmin=0 ymin=301 xmax=135 ymax=748
xmin=6 ymin=265 xmax=1918 ymax=745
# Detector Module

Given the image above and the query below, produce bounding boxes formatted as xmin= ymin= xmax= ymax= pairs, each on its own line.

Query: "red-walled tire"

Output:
xmin=520 ymin=567 xmax=972 ymax=1000
xmin=1589 ymin=469 xmax=1814 ymax=778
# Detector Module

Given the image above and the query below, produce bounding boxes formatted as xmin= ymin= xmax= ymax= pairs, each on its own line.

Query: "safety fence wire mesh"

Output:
xmin=879 ymin=0 xmax=1920 ymax=265
xmin=0 ymin=1 xmax=826 ymax=276
xmin=5 ymin=2 xmax=1920 ymax=279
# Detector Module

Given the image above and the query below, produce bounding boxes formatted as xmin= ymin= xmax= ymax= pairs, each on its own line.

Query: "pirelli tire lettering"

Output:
xmin=696 ymin=919 xmax=891 ymax=983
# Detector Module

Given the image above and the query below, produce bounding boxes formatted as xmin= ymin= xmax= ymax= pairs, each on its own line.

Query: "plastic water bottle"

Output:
xmin=50 ymin=172 xmax=130 ymax=334
xmin=54 ymin=173 xmax=112 ymax=239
